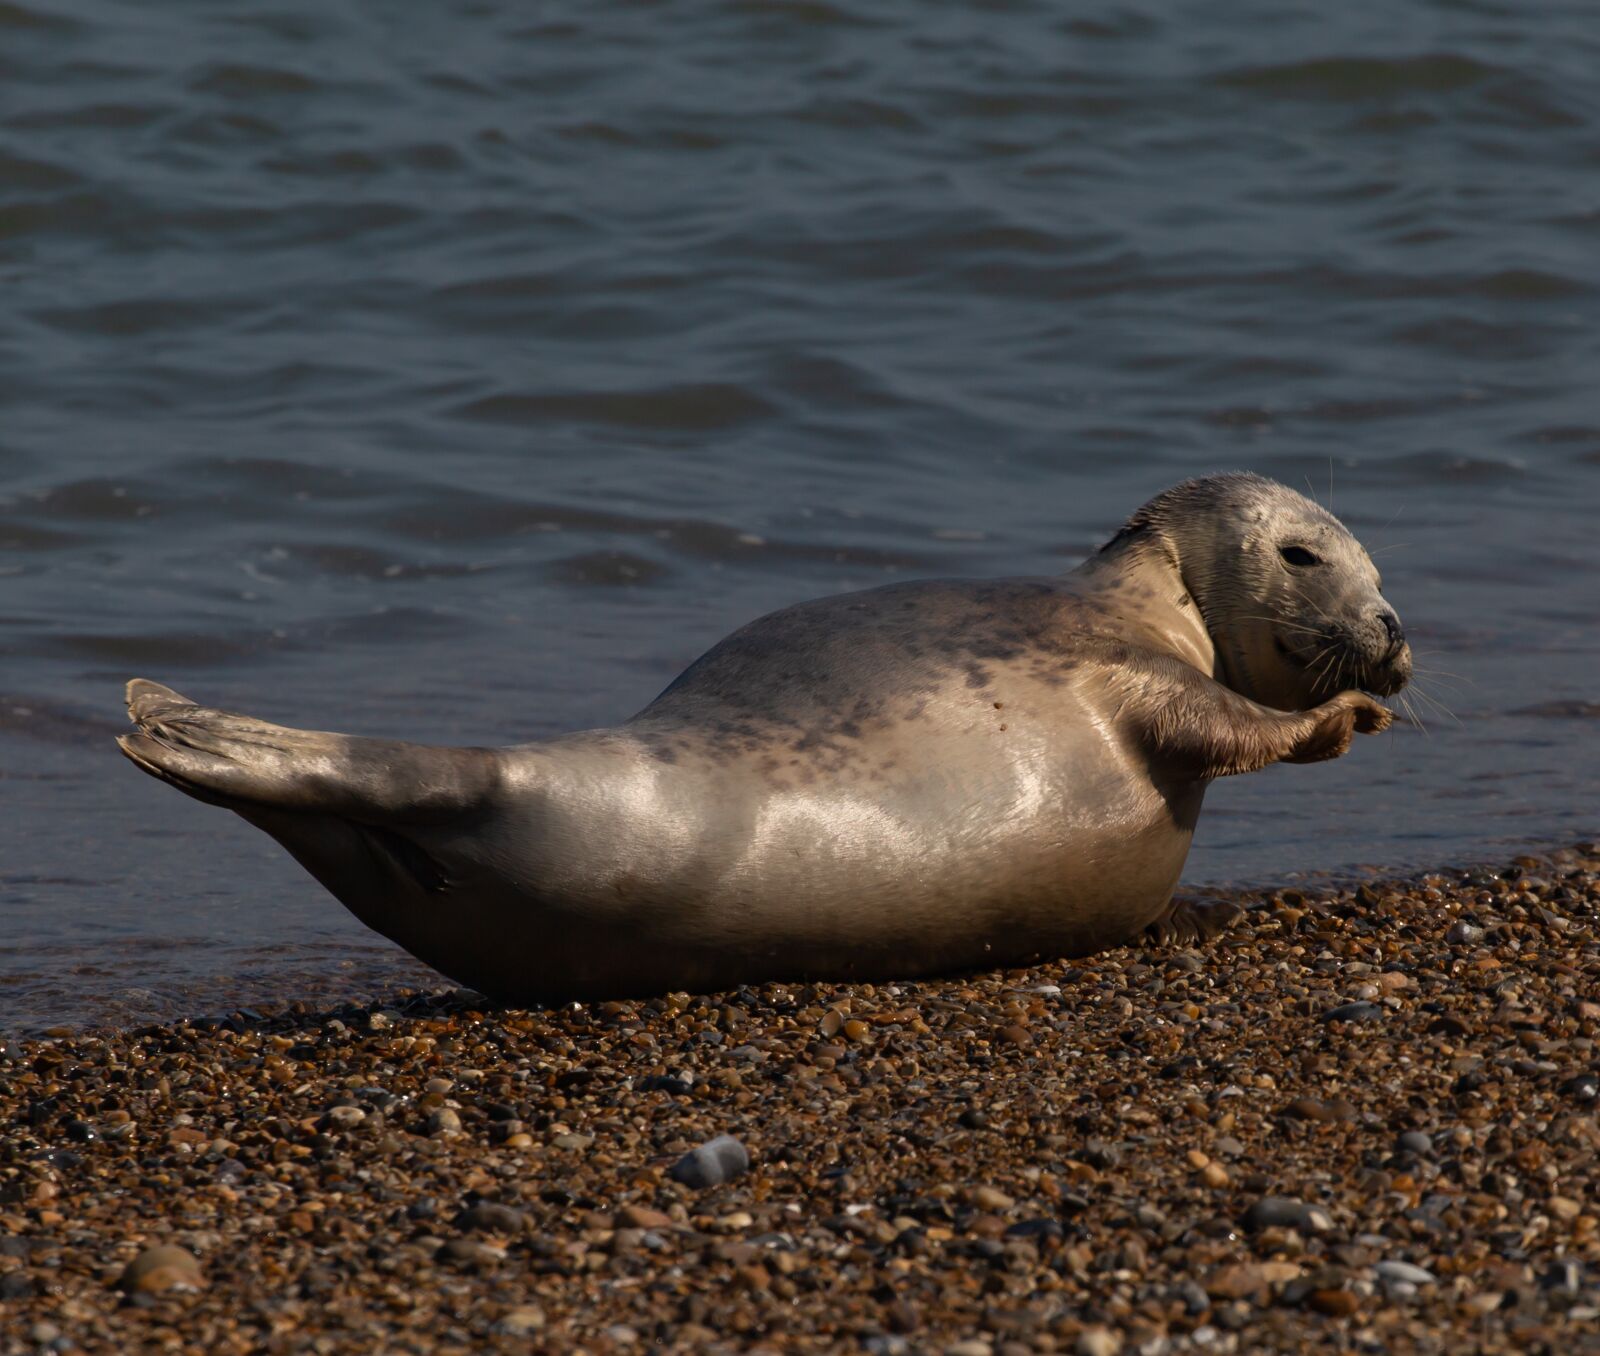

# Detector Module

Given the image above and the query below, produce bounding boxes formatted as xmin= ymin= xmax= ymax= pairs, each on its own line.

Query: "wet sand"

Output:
xmin=2 ymin=846 xmax=1598 ymax=1354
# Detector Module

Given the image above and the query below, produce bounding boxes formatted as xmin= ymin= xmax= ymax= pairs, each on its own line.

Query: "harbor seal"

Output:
xmin=118 ymin=473 xmax=1410 ymax=1001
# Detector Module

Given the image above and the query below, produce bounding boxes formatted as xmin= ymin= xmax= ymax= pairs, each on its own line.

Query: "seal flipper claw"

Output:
xmin=1144 ymin=896 xmax=1244 ymax=947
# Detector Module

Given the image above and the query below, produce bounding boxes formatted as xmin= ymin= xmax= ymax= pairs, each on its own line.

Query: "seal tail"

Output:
xmin=116 ymin=679 xmax=501 ymax=826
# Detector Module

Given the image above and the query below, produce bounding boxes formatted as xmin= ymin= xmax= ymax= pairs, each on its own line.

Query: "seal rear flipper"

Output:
xmin=117 ymin=678 xmax=502 ymax=826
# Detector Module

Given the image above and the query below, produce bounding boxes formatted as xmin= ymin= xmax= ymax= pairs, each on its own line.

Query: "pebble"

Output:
xmin=117 ymin=1244 xmax=204 ymax=1294
xmin=0 ymin=845 xmax=1595 ymax=1353
xmin=1561 ymin=1072 xmax=1598 ymax=1103
xmin=1075 ymin=1328 xmax=1122 ymax=1356
xmin=552 ymin=1132 xmax=594 ymax=1149
xmin=456 ymin=1201 xmax=526 ymax=1233
xmin=1322 ymin=1001 xmax=1384 ymax=1024
xmin=496 ymin=1305 xmax=546 ymax=1335
xmin=1307 ymin=1288 xmax=1360 ymax=1317
xmin=669 ymin=1134 xmax=750 ymax=1189
xmin=1542 ymin=1260 xmax=1583 ymax=1293
xmin=618 ymin=1204 xmax=676 ymax=1230
xmin=1241 ymin=1197 xmax=1329 ymax=1233
xmin=1285 ymin=1096 xmax=1355 ymax=1123
xmin=424 ymin=1107 xmax=461 ymax=1136
xmin=1375 ymin=1260 xmax=1436 ymax=1286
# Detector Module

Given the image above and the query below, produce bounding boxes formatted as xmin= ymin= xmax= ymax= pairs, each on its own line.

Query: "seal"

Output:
xmin=118 ymin=473 xmax=1410 ymax=1001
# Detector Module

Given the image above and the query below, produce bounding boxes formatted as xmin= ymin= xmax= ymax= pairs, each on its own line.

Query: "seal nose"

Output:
xmin=1378 ymin=609 xmax=1405 ymax=658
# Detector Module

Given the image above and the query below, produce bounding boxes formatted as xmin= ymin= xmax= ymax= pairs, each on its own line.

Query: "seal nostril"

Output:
xmin=1379 ymin=610 xmax=1404 ymax=655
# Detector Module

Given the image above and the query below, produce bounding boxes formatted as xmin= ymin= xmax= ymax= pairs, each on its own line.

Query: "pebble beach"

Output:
xmin=3 ymin=846 xmax=1598 ymax=1355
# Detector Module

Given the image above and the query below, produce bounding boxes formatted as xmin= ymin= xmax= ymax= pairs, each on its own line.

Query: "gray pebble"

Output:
xmin=669 ymin=1134 xmax=750 ymax=1189
xmin=1561 ymin=1072 xmax=1598 ymax=1103
xmin=1396 ymin=1130 xmax=1433 ymax=1156
xmin=1446 ymin=921 xmax=1485 ymax=945
xmin=1375 ymin=1260 xmax=1435 ymax=1285
xmin=425 ymin=1107 xmax=462 ymax=1135
xmin=1241 ymin=1197 xmax=1330 ymax=1233
xmin=1322 ymin=1001 xmax=1384 ymax=1023
xmin=1542 ymin=1259 xmax=1584 ymax=1293
xmin=456 ymin=1201 xmax=526 ymax=1233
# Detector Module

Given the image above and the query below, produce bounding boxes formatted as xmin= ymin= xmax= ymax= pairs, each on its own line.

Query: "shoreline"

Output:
xmin=2 ymin=846 xmax=1597 ymax=1353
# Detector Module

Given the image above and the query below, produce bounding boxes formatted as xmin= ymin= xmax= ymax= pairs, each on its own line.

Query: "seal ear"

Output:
xmin=1123 ymin=656 xmax=1391 ymax=782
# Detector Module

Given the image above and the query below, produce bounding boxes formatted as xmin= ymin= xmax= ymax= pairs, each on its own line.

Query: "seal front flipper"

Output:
xmin=117 ymin=679 xmax=502 ymax=824
xmin=1279 ymin=689 xmax=1393 ymax=764
xmin=1127 ymin=657 xmax=1392 ymax=782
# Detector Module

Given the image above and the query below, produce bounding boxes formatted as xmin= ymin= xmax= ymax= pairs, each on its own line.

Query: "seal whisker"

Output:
xmin=1407 ymin=681 xmax=1462 ymax=726
xmin=1397 ymin=690 xmax=1428 ymax=737
xmin=1407 ymin=661 xmax=1473 ymax=688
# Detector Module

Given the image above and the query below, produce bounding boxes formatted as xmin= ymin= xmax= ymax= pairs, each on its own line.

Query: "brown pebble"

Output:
xmin=969 ymin=1185 xmax=1015 ymax=1211
xmin=118 ymin=1245 xmax=203 ymax=1295
xmin=617 ymin=1204 xmax=676 ymax=1230
xmin=1307 ymin=1288 xmax=1360 ymax=1317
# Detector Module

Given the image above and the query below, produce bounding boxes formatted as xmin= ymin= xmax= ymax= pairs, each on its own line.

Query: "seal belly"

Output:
xmin=442 ymin=723 xmax=1202 ymax=998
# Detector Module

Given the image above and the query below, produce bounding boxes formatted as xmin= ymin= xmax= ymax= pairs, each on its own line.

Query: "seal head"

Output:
xmin=1105 ymin=473 xmax=1411 ymax=711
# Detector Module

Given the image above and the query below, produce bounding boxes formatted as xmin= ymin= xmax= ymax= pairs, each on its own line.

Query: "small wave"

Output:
xmin=1218 ymin=53 xmax=1501 ymax=98
xmin=1379 ymin=450 xmax=1533 ymax=485
xmin=54 ymin=606 xmax=477 ymax=669
xmin=0 ymin=150 xmax=84 ymax=193
xmin=724 ymin=0 xmax=885 ymax=27
xmin=0 ymin=521 xmax=89 ymax=551
xmin=0 ymin=696 xmax=123 ymax=745
xmin=29 ymin=295 xmax=244 ymax=339
xmin=190 ymin=62 xmax=320 ymax=98
xmin=0 ymin=0 xmax=78 ymax=32
xmin=378 ymin=489 xmax=934 ymax=572
xmin=270 ymin=542 xmax=489 ymax=582
xmin=27 ymin=477 xmax=162 ymax=522
xmin=450 ymin=383 xmax=778 ymax=433
xmin=4 ymin=103 xmax=170 ymax=132
xmin=546 ymin=550 xmax=673 ymax=587
xmin=554 ymin=120 xmax=726 ymax=152
xmin=1513 ymin=701 xmax=1600 ymax=719
xmin=1389 ymin=315 xmax=1561 ymax=360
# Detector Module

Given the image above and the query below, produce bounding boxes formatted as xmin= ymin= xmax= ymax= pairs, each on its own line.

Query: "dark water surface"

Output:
xmin=3 ymin=0 xmax=1598 ymax=1030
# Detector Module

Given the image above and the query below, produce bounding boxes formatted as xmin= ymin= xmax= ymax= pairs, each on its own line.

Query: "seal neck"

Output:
xmin=1085 ymin=534 xmax=1218 ymax=678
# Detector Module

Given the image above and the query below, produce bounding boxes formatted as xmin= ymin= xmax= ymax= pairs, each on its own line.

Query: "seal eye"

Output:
xmin=1280 ymin=545 xmax=1320 ymax=568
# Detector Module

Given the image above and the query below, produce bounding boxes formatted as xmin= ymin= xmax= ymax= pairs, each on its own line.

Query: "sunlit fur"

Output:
xmin=115 ymin=473 xmax=1407 ymax=1001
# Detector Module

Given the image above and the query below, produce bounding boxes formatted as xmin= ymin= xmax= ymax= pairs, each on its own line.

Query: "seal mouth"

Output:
xmin=1274 ymin=631 xmax=1410 ymax=700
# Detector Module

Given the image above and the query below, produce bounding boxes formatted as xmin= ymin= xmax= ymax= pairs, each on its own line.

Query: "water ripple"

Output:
xmin=3 ymin=0 xmax=1600 ymax=1028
